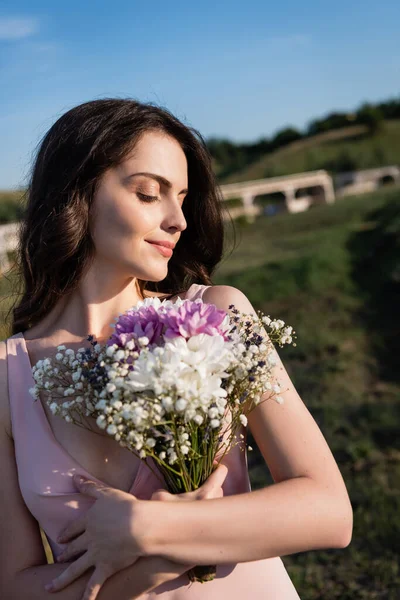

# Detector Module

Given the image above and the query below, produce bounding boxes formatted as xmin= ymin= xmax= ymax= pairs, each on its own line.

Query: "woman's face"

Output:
xmin=90 ymin=130 xmax=188 ymax=282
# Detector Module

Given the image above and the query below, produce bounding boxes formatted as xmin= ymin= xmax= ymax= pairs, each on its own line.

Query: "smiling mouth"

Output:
xmin=146 ymin=241 xmax=173 ymax=258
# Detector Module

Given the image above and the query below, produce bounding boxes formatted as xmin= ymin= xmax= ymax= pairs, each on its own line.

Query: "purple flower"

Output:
xmin=159 ymin=300 xmax=230 ymax=339
xmin=107 ymin=305 xmax=163 ymax=348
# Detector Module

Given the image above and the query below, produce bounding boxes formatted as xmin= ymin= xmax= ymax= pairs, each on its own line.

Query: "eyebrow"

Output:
xmin=126 ymin=172 xmax=188 ymax=195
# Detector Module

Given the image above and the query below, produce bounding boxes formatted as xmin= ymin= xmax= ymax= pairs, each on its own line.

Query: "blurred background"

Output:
xmin=1 ymin=1 xmax=399 ymax=598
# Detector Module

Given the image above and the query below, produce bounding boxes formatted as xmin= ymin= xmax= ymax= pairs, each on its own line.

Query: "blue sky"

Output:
xmin=1 ymin=0 xmax=399 ymax=189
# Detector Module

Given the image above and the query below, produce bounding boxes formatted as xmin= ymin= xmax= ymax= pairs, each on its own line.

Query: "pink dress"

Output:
xmin=6 ymin=283 xmax=301 ymax=599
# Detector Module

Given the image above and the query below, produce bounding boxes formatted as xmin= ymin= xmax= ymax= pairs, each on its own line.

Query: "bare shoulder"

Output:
xmin=0 ymin=338 xmax=12 ymax=439
xmin=202 ymin=284 xmax=257 ymax=315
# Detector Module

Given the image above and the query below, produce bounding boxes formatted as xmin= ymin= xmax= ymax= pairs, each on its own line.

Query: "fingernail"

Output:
xmin=45 ymin=582 xmax=54 ymax=592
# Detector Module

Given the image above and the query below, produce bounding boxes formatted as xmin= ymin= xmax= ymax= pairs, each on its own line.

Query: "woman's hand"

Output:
xmin=128 ymin=462 xmax=228 ymax=593
xmin=150 ymin=461 xmax=228 ymax=504
xmin=45 ymin=463 xmax=228 ymax=600
xmin=45 ymin=475 xmax=145 ymax=599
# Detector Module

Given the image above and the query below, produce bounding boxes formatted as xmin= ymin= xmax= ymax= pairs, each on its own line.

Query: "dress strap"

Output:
xmin=186 ymin=283 xmax=211 ymax=302
xmin=5 ymin=333 xmax=42 ymax=443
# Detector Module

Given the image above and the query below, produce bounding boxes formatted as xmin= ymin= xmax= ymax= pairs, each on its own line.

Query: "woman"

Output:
xmin=0 ymin=98 xmax=353 ymax=600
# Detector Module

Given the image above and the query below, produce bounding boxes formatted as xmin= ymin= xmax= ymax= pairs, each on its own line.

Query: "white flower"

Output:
xmin=95 ymin=399 xmax=107 ymax=410
xmin=55 ymin=353 xmax=63 ymax=361
xmin=239 ymin=414 xmax=248 ymax=427
xmin=193 ymin=414 xmax=203 ymax=425
xmin=115 ymin=350 xmax=125 ymax=361
xmin=175 ymin=398 xmax=187 ymax=412
xmin=210 ymin=418 xmax=220 ymax=428
xmin=162 ymin=396 xmax=174 ymax=410
xmin=208 ymin=407 xmax=219 ymax=419
xmin=96 ymin=415 xmax=107 ymax=429
xmin=180 ymin=444 xmax=190 ymax=455
xmin=275 ymin=395 xmax=284 ymax=404
xmin=159 ymin=451 xmax=166 ymax=460
xmin=49 ymin=402 xmax=58 ymax=414
xmin=107 ymin=424 xmax=118 ymax=435
xmin=57 ymin=345 xmax=66 ymax=351
xmin=106 ymin=383 xmax=117 ymax=393
xmin=72 ymin=369 xmax=82 ymax=383
xmin=146 ymin=438 xmax=156 ymax=448
xmin=29 ymin=386 xmax=39 ymax=399
xmin=106 ymin=345 xmax=116 ymax=357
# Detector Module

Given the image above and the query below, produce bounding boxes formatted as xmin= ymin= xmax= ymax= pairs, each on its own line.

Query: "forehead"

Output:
xmin=121 ymin=131 xmax=188 ymax=177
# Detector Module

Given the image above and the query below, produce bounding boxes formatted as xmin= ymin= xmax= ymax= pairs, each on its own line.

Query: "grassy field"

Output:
xmin=1 ymin=186 xmax=399 ymax=597
xmin=214 ymin=186 xmax=400 ymax=599
xmin=220 ymin=120 xmax=400 ymax=183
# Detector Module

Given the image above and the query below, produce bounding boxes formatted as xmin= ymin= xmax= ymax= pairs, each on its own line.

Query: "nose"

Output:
xmin=163 ymin=197 xmax=187 ymax=233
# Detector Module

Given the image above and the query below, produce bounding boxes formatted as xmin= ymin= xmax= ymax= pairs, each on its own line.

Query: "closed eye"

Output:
xmin=137 ymin=192 xmax=159 ymax=203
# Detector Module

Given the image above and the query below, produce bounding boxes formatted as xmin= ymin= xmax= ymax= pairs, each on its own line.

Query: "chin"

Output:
xmin=136 ymin=265 xmax=169 ymax=283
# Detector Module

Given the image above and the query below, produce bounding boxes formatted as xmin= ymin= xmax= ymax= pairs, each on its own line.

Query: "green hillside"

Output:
xmin=220 ymin=120 xmax=400 ymax=184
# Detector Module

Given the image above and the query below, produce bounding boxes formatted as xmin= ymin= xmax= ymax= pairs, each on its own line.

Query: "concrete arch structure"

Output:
xmin=334 ymin=165 xmax=400 ymax=198
xmin=220 ymin=170 xmax=335 ymax=218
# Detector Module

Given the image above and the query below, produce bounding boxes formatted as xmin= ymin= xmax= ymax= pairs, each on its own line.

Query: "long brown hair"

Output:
xmin=7 ymin=98 xmax=226 ymax=335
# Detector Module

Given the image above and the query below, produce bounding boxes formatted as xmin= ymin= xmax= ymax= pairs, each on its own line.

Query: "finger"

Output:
xmin=45 ymin=554 xmax=91 ymax=593
xmin=57 ymin=515 xmax=86 ymax=543
xmin=206 ymin=463 xmax=229 ymax=489
xmin=57 ymin=532 xmax=88 ymax=563
xmin=83 ymin=568 xmax=109 ymax=600
xmin=151 ymin=489 xmax=177 ymax=502
xmin=73 ymin=474 xmax=108 ymax=499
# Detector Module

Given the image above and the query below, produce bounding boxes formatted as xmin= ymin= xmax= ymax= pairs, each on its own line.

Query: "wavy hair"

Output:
xmin=8 ymin=98 xmax=227 ymax=335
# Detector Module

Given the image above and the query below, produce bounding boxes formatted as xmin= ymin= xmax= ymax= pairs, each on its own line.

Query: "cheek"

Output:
xmin=95 ymin=197 xmax=156 ymax=241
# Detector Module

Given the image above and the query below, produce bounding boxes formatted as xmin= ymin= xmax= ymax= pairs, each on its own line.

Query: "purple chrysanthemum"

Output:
xmin=107 ymin=305 xmax=164 ymax=348
xmin=159 ymin=300 xmax=230 ymax=340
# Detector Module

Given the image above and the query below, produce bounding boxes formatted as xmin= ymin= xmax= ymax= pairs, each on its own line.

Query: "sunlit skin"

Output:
xmin=1 ymin=130 xmax=353 ymax=600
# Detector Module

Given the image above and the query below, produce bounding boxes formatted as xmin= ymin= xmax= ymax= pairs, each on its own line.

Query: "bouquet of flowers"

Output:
xmin=29 ymin=294 xmax=296 ymax=583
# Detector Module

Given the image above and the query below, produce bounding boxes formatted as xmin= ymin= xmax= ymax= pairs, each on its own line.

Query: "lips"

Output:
xmin=146 ymin=240 xmax=176 ymax=249
xmin=146 ymin=241 xmax=174 ymax=258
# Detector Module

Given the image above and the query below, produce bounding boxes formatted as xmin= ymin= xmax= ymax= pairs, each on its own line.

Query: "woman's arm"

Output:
xmin=11 ymin=557 xmax=192 ymax=600
xmin=137 ymin=285 xmax=353 ymax=565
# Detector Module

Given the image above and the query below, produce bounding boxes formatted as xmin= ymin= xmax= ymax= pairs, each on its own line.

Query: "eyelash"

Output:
xmin=137 ymin=192 xmax=159 ymax=203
